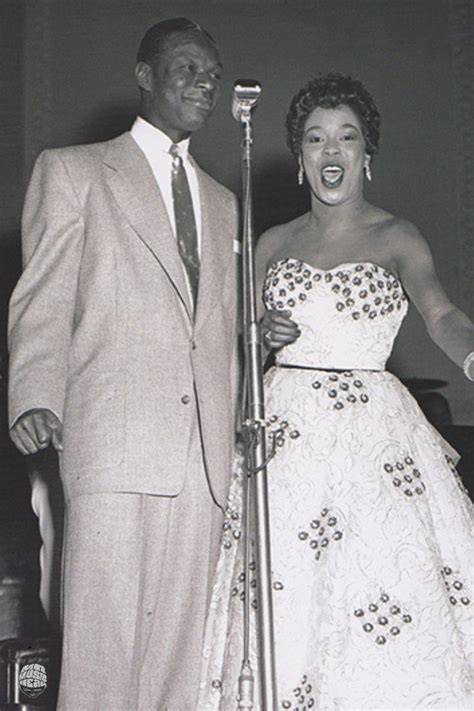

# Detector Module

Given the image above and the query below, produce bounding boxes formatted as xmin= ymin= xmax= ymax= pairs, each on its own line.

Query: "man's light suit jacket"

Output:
xmin=8 ymin=132 xmax=240 ymax=506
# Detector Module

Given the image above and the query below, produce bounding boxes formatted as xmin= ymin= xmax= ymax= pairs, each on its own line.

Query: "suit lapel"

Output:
xmin=194 ymin=164 xmax=231 ymax=333
xmin=104 ymin=133 xmax=193 ymax=321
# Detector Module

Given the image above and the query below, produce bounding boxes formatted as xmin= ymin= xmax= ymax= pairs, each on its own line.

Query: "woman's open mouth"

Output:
xmin=321 ymin=165 xmax=344 ymax=189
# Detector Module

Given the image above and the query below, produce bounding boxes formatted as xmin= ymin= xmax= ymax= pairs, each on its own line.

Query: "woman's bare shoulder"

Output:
xmin=380 ymin=215 xmax=431 ymax=261
xmin=359 ymin=204 xmax=431 ymax=277
xmin=362 ymin=201 xmax=426 ymax=255
xmin=257 ymin=214 xmax=308 ymax=260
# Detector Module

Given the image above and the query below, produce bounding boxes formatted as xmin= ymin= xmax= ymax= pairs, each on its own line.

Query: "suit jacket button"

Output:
xmin=181 ymin=394 xmax=191 ymax=405
xmin=191 ymin=340 xmax=197 ymax=350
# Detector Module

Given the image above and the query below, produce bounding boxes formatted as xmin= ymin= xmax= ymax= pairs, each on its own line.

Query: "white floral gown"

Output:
xmin=199 ymin=259 xmax=474 ymax=711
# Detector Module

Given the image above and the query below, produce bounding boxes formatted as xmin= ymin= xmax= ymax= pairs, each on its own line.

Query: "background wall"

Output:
xmin=1 ymin=0 xmax=473 ymax=432
xmin=0 ymin=0 xmax=472 ymax=644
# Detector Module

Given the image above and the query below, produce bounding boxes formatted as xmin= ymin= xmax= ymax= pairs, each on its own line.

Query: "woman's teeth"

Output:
xmin=321 ymin=165 xmax=344 ymax=188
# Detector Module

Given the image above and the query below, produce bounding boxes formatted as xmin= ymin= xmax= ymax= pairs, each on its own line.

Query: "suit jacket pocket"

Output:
xmin=62 ymin=370 xmax=124 ymax=472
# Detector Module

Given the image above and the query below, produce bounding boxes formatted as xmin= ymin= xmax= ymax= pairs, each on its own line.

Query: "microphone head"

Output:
xmin=232 ymin=79 xmax=262 ymax=121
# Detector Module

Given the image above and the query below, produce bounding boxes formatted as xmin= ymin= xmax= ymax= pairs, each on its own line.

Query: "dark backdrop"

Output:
xmin=0 ymin=0 xmax=472 ymax=644
xmin=2 ymin=0 xmax=473 ymax=426
xmin=1 ymin=0 xmax=473 ymax=480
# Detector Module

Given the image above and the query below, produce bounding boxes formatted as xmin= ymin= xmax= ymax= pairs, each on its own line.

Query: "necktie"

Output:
xmin=169 ymin=143 xmax=200 ymax=307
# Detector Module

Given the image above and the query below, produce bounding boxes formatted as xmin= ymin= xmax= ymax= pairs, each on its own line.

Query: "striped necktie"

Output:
xmin=169 ymin=143 xmax=200 ymax=307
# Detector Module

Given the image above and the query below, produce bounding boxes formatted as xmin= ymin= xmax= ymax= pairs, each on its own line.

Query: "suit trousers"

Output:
xmin=57 ymin=428 xmax=224 ymax=711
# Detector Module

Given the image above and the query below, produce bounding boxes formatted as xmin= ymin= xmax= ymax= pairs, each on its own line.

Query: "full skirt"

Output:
xmin=199 ymin=368 xmax=474 ymax=710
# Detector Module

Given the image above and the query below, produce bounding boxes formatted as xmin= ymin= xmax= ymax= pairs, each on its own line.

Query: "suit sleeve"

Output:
xmin=8 ymin=149 xmax=84 ymax=428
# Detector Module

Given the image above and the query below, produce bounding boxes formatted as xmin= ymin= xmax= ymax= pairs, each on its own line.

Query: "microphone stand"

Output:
xmin=234 ymin=82 xmax=278 ymax=711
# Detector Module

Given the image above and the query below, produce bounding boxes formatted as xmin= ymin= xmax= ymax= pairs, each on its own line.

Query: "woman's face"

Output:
xmin=300 ymin=104 xmax=369 ymax=207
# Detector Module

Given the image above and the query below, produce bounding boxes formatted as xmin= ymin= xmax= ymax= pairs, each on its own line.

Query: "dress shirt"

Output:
xmin=130 ymin=116 xmax=202 ymax=256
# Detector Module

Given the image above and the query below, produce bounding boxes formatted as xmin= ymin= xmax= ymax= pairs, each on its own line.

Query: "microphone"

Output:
xmin=232 ymin=80 xmax=262 ymax=121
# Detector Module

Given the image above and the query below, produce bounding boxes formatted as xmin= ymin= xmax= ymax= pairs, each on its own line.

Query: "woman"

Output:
xmin=199 ymin=74 xmax=474 ymax=710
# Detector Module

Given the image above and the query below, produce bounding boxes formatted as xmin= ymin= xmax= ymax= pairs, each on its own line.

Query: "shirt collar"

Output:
xmin=130 ymin=116 xmax=191 ymax=160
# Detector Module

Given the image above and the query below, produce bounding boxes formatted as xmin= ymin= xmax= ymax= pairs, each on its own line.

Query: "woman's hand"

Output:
xmin=261 ymin=309 xmax=301 ymax=350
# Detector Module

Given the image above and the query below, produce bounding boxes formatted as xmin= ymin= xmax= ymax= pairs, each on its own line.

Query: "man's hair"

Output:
xmin=137 ymin=17 xmax=216 ymax=64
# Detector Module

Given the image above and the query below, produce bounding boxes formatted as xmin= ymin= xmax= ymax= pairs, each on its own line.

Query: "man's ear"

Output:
xmin=135 ymin=62 xmax=152 ymax=91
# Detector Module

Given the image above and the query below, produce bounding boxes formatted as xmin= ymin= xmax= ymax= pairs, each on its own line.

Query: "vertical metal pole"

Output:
xmin=237 ymin=445 xmax=255 ymax=710
xmin=13 ymin=659 xmax=21 ymax=703
xmin=239 ymin=113 xmax=278 ymax=711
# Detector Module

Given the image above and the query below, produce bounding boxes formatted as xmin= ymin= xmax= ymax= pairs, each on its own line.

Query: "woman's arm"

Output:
xmin=255 ymin=227 xmax=300 ymax=353
xmin=392 ymin=221 xmax=474 ymax=379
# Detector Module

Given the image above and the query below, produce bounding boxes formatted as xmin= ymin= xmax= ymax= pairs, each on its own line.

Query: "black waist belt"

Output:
xmin=276 ymin=364 xmax=382 ymax=373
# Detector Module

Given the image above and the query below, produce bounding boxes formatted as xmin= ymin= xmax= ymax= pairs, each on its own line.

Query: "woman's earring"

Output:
xmin=298 ymin=165 xmax=304 ymax=185
xmin=364 ymin=162 xmax=372 ymax=182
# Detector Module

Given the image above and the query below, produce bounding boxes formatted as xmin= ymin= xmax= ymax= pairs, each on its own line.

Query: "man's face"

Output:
xmin=136 ymin=30 xmax=223 ymax=142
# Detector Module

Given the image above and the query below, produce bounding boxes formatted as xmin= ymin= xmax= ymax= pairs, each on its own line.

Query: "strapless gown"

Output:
xmin=198 ymin=259 xmax=474 ymax=710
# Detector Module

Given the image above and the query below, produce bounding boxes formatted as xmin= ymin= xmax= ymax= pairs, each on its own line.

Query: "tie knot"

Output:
xmin=169 ymin=144 xmax=183 ymax=175
xmin=169 ymin=143 xmax=182 ymax=162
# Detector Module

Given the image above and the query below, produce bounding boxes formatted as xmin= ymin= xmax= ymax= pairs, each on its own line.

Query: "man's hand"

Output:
xmin=261 ymin=309 xmax=301 ymax=350
xmin=10 ymin=409 xmax=63 ymax=456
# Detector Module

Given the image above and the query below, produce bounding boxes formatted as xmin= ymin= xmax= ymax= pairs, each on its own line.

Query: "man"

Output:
xmin=8 ymin=18 xmax=240 ymax=710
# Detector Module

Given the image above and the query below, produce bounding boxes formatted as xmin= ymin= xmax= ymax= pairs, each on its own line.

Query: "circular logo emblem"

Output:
xmin=19 ymin=663 xmax=47 ymax=698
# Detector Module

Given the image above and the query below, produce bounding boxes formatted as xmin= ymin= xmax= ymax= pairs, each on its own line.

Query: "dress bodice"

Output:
xmin=263 ymin=258 xmax=409 ymax=370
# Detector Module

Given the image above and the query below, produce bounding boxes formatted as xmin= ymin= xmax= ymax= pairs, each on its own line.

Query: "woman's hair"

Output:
xmin=286 ymin=73 xmax=381 ymax=160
